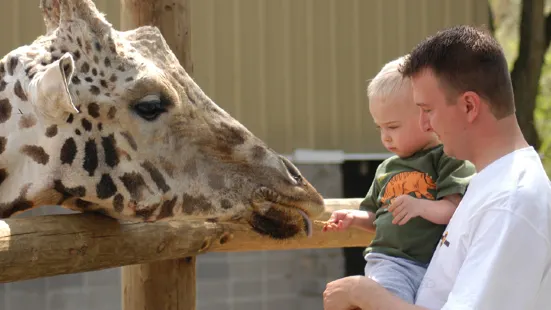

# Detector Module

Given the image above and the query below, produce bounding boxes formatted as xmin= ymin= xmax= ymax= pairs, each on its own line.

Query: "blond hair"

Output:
xmin=367 ymin=55 xmax=411 ymax=102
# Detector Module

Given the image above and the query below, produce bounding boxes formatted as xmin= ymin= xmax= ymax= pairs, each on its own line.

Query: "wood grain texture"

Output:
xmin=0 ymin=199 xmax=371 ymax=284
xmin=119 ymin=1 xmax=194 ymax=308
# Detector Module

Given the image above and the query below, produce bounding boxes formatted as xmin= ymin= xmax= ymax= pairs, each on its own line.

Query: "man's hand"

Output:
xmin=387 ymin=195 xmax=425 ymax=225
xmin=323 ymin=275 xmax=363 ymax=310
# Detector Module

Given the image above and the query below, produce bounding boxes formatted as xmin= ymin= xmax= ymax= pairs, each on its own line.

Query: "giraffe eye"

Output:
xmin=132 ymin=96 xmax=168 ymax=121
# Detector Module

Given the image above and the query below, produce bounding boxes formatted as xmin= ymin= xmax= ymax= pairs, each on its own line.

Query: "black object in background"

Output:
xmin=341 ymin=160 xmax=383 ymax=276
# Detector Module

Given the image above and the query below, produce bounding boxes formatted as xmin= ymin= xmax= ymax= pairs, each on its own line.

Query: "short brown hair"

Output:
xmin=400 ymin=25 xmax=515 ymax=119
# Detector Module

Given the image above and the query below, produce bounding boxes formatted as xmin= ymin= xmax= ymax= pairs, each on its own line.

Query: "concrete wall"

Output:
xmin=0 ymin=163 xmax=352 ymax=310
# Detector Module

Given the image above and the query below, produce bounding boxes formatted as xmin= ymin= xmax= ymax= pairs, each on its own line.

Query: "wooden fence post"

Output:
xmin=119 ymin=0 xmax=195 ymax=309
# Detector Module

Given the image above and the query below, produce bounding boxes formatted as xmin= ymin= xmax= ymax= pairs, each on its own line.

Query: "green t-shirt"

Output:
xmin=360 ymin=144 xmax=476 ymax=265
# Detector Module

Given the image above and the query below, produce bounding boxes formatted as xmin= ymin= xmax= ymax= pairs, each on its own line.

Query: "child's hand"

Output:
xmin=321 ymin=209 xmax=362 ymax=232
xmin=387 ymin=195 xmax=425 ymax=225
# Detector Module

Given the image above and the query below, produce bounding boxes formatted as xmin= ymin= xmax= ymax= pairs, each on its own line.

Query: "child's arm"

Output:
xmin=387 ymin=193 xmax=462 ymax=226
xmin=321 ymin=209 xmax=376 ymax=233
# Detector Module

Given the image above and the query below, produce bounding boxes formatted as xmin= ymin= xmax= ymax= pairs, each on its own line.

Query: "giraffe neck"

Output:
xmin=0 ymin=49 xmax=64 ymax=217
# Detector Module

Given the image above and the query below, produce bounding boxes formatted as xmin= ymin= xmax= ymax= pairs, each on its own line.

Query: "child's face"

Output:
xmin=369 ymin=88 xmax=438 ymax=158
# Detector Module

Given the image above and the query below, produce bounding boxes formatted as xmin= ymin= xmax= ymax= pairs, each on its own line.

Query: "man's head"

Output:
xmin=368 ymin=56 xmax=439 ymax=158
xmin=400 ymin=25 xmax=515 ymax=159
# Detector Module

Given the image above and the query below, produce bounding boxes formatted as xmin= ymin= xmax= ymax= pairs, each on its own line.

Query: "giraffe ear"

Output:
xmin=29 ymin=53 xmax=80 ymax=120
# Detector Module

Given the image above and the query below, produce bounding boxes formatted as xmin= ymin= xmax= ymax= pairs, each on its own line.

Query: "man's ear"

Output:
xmin=461 ymin=91 xmax=481 ymax=123
xmin=29 ymin=53 xmax=79 ymax=120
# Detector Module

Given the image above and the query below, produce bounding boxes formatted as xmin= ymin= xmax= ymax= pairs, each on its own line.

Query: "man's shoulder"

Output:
xmin=466 ymin=150 xmax=551 ymax=220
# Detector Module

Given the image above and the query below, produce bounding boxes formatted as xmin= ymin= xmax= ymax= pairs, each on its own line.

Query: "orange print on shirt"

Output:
xmin=380 ymin=171 xmax=436 ymax=205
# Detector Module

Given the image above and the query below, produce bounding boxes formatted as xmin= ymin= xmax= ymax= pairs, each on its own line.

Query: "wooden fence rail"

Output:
xmin=0 ymin=198 xmax=372 ymax=284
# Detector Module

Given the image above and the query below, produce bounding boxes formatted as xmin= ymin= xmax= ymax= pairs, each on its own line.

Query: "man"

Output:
xmin=323 ymin=25 xmax=551 ymax=310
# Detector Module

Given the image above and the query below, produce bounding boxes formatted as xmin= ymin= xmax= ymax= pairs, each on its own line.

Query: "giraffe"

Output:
xmin=0 ymin=0 xmax=325 ymax=240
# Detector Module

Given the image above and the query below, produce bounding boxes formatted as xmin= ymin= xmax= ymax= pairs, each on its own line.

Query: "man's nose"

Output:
xmin=419 ymin=113 xmax=433 ymax=132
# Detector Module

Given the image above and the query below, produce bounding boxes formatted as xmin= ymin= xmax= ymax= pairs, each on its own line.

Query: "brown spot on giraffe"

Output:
xmin=159 ymin=156 xmax=176 ymax=178
xmin=157 ymin=196 xmax=178 ymax=220
xmin=88 ymin=102 xmax=100 ymax=118
xmin=182 ymin=193 xmax=215 ymax=215
xmin=14 ymin=81 xmax=28 ymax=101
xmin=135 ymin=203 xmax=159 ymax=220
xmin=220 ymin=199 xmax=232 ymax=210
xmin=107 ymin=107 xmax=117 ymax=119
xmin=0 ymin=169 xmax=7 ymax=186
xmin=45 ymin=125 xmax=58 ymax=137
xmin=7 ymin=56 xmax=19 ymax=75
xmin=119 ymin=172 xmax=150 ymax=201
xmin=74 ymin=198 xmax=93 ymax=210
xmin=54 ymin=179 xmax=86 ymax=204
xmin=113 ymin=193 xmax=124 ymax=213
xmin=83 ymin=139 xmax=98 ymax=176
xmin=120 ymin=131 xmax=137 ymax=151
xmin=96 ymin=174 xmax=117 ymax=199
xmin=81 ymin=118 xmax=92 ymax=131
xmin=140 ymin=161 xmax=170 ymax=193
xmin=101 ymin=134 xmax=119 ymax=168
xmin=207 ymin=172 xmax=225 ymax=190
xmin=89 ymin=85 xmax=100 ymax=95
xmin=19 ymin=114 xmax=38 ymax=129
xmin=60 ymin=137 xmax=77 ymax=164
xmin=0 ymin=137 xmax=6 ymax=154
xmin=0 ymin=99 xmax=12 ymax=123
xmin=81 ymin=62 xmax=90 ymax=73
xmin=20 ymin=145 xmax=49 ymax=165
xmin=0 ymin=184 xmax=34 ymax=218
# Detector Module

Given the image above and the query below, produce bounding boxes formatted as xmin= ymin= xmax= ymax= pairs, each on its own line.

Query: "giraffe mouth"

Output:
xmin=249 ymin=187 xmax=314 ymax=239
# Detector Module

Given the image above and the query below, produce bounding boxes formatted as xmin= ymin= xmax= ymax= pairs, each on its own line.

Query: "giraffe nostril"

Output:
xmin=279 ymin=155 xmax=303 ymax=185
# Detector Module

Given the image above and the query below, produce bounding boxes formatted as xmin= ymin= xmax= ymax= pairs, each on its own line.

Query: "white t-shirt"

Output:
xmin=415 ymin=146 xmax=551 ymax=310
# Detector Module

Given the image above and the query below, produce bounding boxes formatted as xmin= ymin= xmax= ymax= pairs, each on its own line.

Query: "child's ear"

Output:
xmin=29 ymin=53 xmax=80 ymax=120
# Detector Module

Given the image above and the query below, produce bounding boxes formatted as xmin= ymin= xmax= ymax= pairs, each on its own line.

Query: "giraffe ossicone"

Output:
xmin=0 ymin=0 xmax=325 ymax=240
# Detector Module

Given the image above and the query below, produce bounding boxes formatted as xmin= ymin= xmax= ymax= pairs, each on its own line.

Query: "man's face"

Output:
xmin=411 ymin=69 xmax=468 ymax=159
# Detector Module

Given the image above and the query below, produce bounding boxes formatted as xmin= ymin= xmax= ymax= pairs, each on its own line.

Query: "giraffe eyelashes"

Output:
xmin=132 ymin=95 xmax=169 ymax=121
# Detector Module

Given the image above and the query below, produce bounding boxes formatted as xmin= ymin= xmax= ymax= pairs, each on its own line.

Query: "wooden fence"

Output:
xmin=0 ymin=198 xmax=371 ymax=309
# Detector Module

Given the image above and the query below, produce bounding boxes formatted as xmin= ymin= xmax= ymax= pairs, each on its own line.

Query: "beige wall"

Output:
xmin=0 ymin=0 xmax=488 ymax=154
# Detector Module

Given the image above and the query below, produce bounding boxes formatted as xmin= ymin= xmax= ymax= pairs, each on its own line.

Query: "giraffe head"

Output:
xmin=0 ymin=0 xmax=325 ymax=239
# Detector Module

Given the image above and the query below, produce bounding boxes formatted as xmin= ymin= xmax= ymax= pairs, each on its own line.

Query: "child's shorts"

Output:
xmin=364 ymin=252 xmax=428 ymax=304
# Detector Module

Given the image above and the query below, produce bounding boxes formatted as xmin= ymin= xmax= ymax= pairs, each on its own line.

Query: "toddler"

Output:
xmin=322 ymin=55 xmax=476 ymax=303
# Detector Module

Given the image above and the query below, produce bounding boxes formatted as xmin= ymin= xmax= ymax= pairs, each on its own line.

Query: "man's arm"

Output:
xmin=441 ymin=207 xmax=549 ymax=309
xmin=350 ymin=277 xmax=429 ymax=310
xmin=418 ymin=194 xmax=461 ymax=224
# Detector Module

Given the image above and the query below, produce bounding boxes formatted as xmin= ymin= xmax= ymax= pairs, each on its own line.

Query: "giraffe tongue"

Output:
xmin=296 ymin=209 xmax=313 ymax=238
